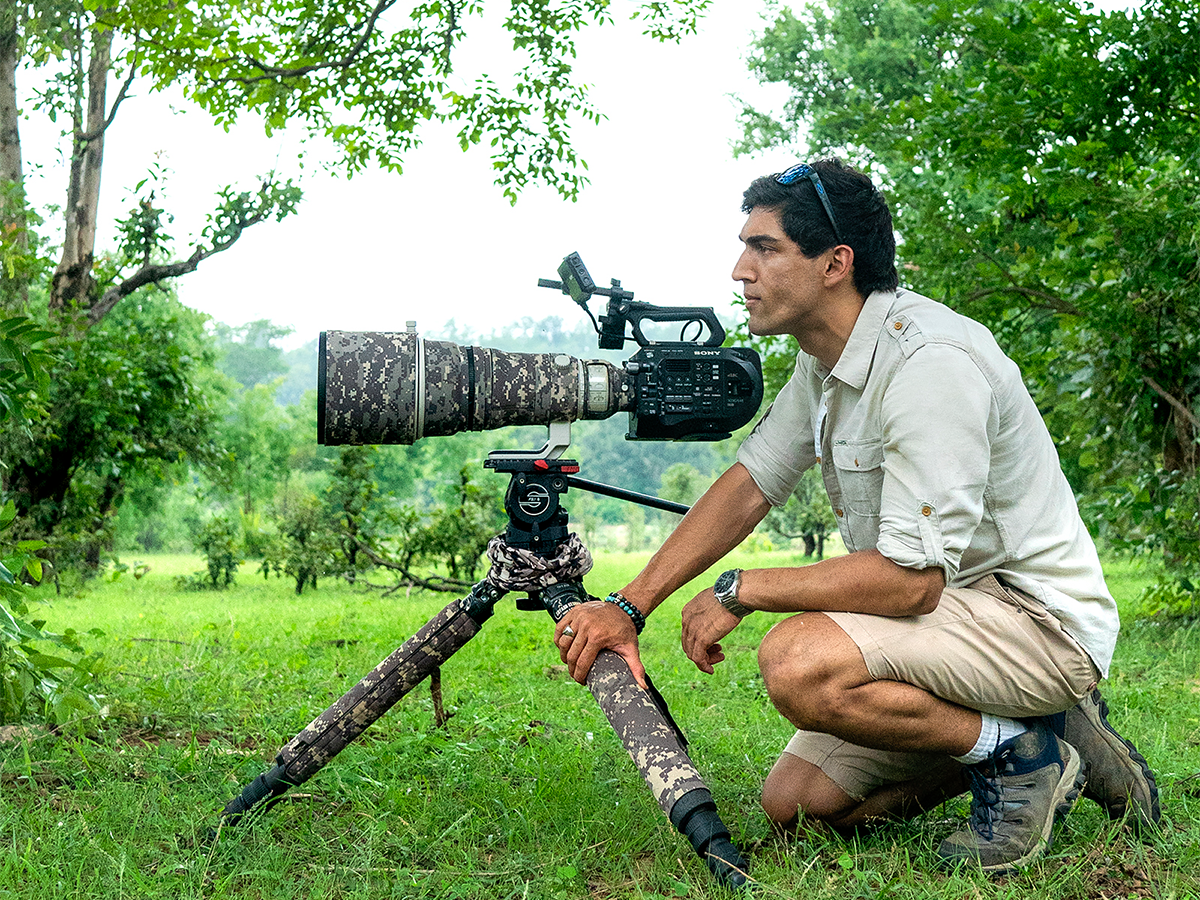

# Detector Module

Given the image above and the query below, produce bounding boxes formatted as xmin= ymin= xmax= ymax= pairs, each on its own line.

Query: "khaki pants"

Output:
xmin=781 ymin=575 xmax=1100 ymax=800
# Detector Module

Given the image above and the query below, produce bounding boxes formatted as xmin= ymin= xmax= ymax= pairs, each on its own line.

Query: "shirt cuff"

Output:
xmin=877 ymin=500 xmax=959 ymax=582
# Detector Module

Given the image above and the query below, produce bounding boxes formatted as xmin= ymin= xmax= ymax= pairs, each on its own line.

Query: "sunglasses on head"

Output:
xmin=775 ymin=163 xmax=843 ymax=245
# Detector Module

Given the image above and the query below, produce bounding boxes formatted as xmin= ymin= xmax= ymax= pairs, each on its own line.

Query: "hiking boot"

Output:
xmin=937 ymin=721 xmax=1085 ymax=873
xmin=1055 ymin=688 xmax=1160 ymax=831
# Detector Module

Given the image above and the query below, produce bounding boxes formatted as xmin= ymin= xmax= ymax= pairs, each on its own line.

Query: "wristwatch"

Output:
xmin=713 ymin=568 xmax=751 ymax=618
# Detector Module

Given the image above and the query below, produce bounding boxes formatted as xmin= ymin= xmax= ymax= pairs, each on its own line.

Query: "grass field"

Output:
xmin=3 ymin=551 xmax=1198 ymax=899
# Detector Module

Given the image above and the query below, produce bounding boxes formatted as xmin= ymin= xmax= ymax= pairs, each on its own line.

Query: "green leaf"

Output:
xmin=21 ymin=653 xmax=80 ymax=671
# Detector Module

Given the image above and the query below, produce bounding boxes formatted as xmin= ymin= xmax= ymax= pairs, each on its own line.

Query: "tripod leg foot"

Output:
xmin=670 ymin=788 xmax=753 ymax=889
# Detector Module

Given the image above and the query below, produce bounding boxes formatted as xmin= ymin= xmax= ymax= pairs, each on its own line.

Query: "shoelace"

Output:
xmin=965 ymin=756 xmax=1006 ymax=839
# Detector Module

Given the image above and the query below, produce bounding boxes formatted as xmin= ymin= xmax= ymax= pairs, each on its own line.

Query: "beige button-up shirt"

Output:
xmin=737 ymin=288 xmax=1119 ymax=675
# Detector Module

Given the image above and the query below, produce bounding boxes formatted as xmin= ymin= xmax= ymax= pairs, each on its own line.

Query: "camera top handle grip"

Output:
xmin=540 ymin=251 xmax=727 ymax=350
xmin=601 ymin=298 xmax=726 ymax=349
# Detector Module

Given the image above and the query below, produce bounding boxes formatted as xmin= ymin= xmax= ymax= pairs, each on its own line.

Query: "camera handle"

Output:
xmin=539 ymin=252 xmax=726 ymax=349
xmin=599 ymin=297 xmax=726 ymax=349
xmin=215 ymin=452 xmax=750 ymax=889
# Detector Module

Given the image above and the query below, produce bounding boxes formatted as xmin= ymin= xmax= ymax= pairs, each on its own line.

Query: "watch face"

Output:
xmin=714 ymin=569 xmax=737 ymax=597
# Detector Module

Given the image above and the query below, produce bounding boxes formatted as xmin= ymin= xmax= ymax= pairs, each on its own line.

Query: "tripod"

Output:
xmin=216 ymin=426 xmax=751 ymax=889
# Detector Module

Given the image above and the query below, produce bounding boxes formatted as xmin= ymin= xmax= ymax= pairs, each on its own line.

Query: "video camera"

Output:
xmin=317 ymin=253 xmax=764 ymax=446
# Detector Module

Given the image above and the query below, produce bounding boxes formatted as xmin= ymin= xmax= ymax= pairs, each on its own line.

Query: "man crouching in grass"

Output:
xmin=555 ymin=159 xmax=1159 ymax=873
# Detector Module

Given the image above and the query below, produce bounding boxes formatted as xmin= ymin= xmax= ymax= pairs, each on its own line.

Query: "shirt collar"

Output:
xmin=827 ymin=290 xmax=897 ymax=390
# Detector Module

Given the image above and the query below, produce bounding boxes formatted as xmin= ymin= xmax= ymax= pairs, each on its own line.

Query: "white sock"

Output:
xmin=952 ymin=713 xmax=1028 ymax=765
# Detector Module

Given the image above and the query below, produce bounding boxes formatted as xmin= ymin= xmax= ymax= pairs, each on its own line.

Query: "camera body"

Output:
xmin=622 ymin=344 xmax=762 ymax=440
xmin=542 ymin=252 xmax=763 ymax=442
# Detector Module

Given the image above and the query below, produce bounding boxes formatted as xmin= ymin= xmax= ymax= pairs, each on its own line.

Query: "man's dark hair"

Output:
xmin=742 ymin=158 xmax=899 ymax=297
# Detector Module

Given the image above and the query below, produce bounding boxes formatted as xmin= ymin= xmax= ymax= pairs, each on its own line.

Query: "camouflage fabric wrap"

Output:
xmin=586 ymin=651 xmax=709 ymax=815
xmin=320 ymin=331 xmax=419 ymax=446
xmin=274 ymin=598 xmax=482 ymax=783
xmin=319 ymin=330 xmax=634 ymax=445
xmin=485 ymin=533 xmax=593 ymax=592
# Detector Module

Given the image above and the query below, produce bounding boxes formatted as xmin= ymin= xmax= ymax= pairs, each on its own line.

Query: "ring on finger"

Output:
xmin=562 ymin=625 xmax=575 ymax=638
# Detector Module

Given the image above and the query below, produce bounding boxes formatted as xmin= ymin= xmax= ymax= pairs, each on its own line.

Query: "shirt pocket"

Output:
xmin=832 ymin=439 xmax=885 ymax=517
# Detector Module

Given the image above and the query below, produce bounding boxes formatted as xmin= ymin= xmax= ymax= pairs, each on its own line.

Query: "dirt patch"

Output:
xmin=0 ymin=724 xmax=49 ymax=744
xmin=1079 ymin=843 xmax=1159 ymax=899
xmin=0 ymin=771 xmax=71 ymax=789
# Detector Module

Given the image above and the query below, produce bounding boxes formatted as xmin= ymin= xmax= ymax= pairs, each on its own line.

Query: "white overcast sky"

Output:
xmin=23 ymin=1 xmax=1138 ymax=350
xmin=23 ymin=2 xmax=789 ymax=349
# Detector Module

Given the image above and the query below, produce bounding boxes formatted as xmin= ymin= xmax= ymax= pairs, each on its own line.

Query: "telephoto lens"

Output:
xmin=318 ymin=330 xmax=635 ymax=445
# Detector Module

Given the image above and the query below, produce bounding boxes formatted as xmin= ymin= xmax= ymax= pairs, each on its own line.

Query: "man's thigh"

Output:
xmin=826 ymin=573 xmax=1099 ymax=718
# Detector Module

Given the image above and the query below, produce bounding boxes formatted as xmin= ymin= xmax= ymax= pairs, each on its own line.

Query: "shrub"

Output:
xmin=0 ymin=501 xmax=104 ymax=727
xmin=176 ymin=515 xmax=242 ymax=590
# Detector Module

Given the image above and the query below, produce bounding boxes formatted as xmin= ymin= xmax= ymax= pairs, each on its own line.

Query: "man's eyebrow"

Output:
xmin=741 ymin=233 xmax=782 ymax=248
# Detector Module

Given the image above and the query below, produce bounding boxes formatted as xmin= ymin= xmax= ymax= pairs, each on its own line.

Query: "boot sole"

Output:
xmin=1077 ymin=691 xmax=1160 ymax=830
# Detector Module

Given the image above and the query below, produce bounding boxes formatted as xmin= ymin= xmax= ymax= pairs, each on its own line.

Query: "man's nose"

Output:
xmin=731 ymin=250 xmax=753 ymax=283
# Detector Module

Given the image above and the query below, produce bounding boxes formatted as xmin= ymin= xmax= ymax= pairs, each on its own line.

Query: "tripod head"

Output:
xmin=483 ymin=421 xmax=689 ymax=613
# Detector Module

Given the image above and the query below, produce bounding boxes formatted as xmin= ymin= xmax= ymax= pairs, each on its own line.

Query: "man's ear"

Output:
xmin=823 ymin=244 xmax=855 ymax=286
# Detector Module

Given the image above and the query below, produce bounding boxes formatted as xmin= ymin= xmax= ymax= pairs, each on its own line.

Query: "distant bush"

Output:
xmin=1137 ymin=575 xmax=1200 ymax=621
xmin=176 ymin=515 xmax=242 ymax=590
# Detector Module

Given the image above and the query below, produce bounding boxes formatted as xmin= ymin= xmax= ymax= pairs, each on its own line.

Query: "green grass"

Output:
xmin=2 ymin=551 xmax=1197 ymax=899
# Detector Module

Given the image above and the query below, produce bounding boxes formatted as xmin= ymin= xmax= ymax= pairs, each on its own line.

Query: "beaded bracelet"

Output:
xmin=604 ymin=591 xmax=646 ymax=635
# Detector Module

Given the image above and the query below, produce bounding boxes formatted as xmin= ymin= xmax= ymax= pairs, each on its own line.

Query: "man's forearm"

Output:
xmin=735 ymin=549 xmax=946 ymax=618
xmin=621 ymin=463 xmax=772 ymax=615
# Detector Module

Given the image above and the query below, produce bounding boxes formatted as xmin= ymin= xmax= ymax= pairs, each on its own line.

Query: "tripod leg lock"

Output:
xmin=462 ymin=580 xmax=503 ymax=625
xmin=669 ymin=787 xmax=752 ymax=889
xmin=217 ymin=763 xmax=291 ymax=829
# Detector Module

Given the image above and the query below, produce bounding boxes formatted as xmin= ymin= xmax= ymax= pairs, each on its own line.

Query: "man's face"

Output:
xmin=732 ymin=206 xmax=827 ymax=338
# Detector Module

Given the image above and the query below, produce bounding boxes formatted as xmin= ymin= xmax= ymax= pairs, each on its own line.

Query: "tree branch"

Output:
xmin=1143 ymin=375 xmax=1200 ymax=432
xmin=87 ymin=179 xmax=294 ymax=326
xmin=929 ymin=218 xmax=1085 ymax=318
xmin=226 ymin=0 xmax=401 ymax=85
xmin=78 ymin=44 xmax=138 ymax=143
xmin=87 ymin=246 xmax=205 ymax=324
xmin=351 ymin=540 xmax=474 ymax=593
xmin=965 ymin=285 xmax=1085 ymax=317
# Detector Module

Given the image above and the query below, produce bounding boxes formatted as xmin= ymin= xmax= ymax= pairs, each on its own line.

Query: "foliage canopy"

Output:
xmin=737 ymin=0 xmax=1200 ymax=580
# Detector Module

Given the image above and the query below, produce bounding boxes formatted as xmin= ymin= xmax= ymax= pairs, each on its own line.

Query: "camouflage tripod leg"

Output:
xmin=217 ymin=578 xmax=749 ymax=887
xmin=217 ymin=583 xmax=500 ymax=826
xmin=539 ymin=583 xmax=751 ymax=889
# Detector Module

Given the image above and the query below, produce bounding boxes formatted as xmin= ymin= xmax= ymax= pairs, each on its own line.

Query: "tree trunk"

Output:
xmin=1163 ymin=406 xmax=1198 ymax=476
xmin=8 ymin=437 xmax=81 ymax=534
xmin=0 ymin=6 xmax=27 ymax=312
xmin=50 ymin=21 xmax=112 ymax=315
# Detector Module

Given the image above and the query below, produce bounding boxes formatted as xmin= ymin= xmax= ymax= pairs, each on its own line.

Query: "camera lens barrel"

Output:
xmin=318 ymin=331 xmax=634 ymax=445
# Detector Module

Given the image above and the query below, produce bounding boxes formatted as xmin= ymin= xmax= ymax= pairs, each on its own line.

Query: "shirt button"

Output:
xmin=893 ymin=321 xmax=903 ymax=330
xmin=836 ymin=509 xmax=844 ymax=517
xmin=921 ymin=505 xmax=933 ymax=516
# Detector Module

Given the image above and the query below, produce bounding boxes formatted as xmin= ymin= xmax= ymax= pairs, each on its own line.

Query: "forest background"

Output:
xmin=0 ymin=0 xmax=1196 ymax=722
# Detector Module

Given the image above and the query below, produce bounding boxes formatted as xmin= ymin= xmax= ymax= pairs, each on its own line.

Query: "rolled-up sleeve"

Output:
xmin=736 ymin=362 xmax=819 ymax=507
xmin=875 ymin=344 xmax=995 ymax=581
